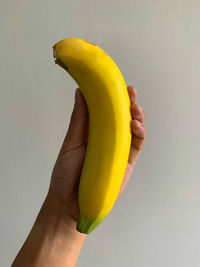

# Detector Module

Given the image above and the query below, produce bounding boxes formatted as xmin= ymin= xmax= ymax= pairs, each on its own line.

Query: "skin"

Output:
xmin=12 ymin=85 xmax=146 ymax=267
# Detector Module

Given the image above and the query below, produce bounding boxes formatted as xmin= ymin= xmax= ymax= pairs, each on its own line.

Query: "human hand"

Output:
xmin=49 ymin=85 xmax=146 ymax=222
xmin=117 ymin=86 xmax=146 ymax=199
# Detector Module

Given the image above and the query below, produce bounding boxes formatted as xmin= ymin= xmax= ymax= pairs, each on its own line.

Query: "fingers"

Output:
xmin=127 ymin=85 xmax=137 ymax=104
xmin=131 ymin=104 xmax=145 ymax=125
xmin=131 ymin=119 xmax=146 ymax=139
xmin=127 ymin=85 xmax=146 ymax=166
xmin=128 ymin=119 xmax=146 ymax=166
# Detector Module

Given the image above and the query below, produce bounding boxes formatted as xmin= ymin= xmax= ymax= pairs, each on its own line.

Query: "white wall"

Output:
xmin=1 ymin=1 xmax=200 ymax=266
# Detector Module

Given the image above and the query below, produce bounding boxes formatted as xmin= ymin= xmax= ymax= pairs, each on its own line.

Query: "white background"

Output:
xmin=1 ymin=1 xmax=200 ymax=266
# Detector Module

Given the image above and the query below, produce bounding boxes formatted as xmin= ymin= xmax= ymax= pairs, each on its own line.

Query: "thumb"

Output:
xmin=60 ymin=88 xmax=89 ymax=154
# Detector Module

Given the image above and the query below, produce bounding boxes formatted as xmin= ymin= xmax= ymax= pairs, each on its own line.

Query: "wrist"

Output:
xmin=36 ymin=190 xmax=87 ymax=264
xmin=12 ymin=190 xmax=87 ymax=267
xmin=42 ymin=189 xmax=79 ymax=231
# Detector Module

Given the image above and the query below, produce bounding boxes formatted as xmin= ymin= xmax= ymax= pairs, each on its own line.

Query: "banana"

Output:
xmin=53 ymin=37 xmax=132 ymax=234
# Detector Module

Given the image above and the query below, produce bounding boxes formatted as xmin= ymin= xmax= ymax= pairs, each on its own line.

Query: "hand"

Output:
xmin=117 ymin=86 xmax=146 ymax=199
xmin=49 ymin=85 xmax=146 ymax=222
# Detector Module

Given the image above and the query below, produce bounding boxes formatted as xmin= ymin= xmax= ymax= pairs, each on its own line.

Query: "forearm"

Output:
xmin=12 ymin=191 xmax=86 ymax=267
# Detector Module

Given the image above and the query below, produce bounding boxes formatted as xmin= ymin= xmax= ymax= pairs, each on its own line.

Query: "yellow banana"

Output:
xmin=53 ymin=37 xmax=132 ymax=234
